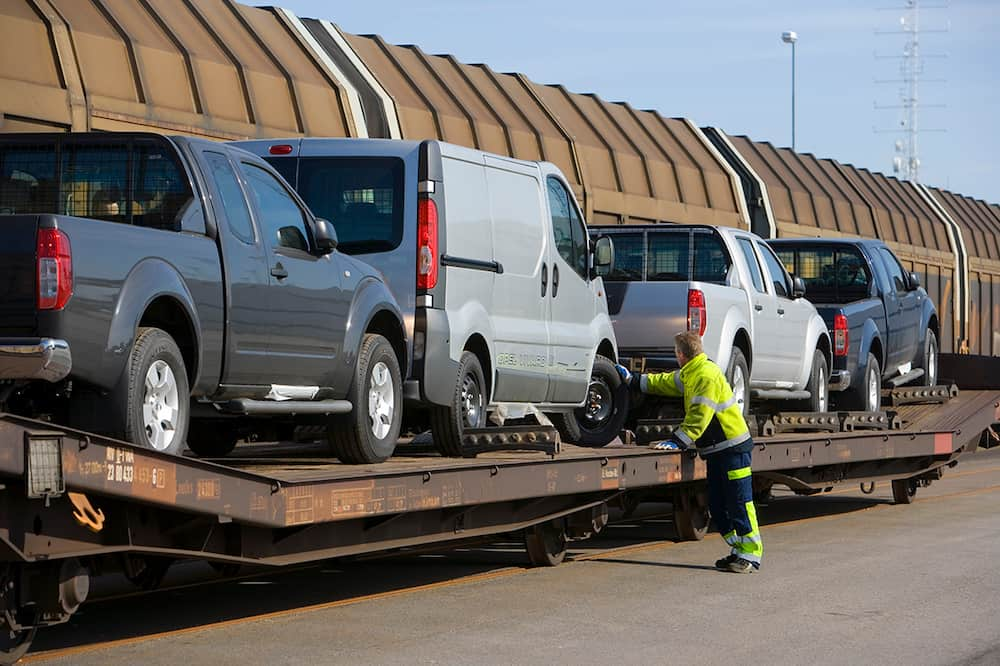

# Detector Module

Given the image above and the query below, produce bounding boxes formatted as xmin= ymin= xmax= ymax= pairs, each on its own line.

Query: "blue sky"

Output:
xmin=279 ymin=1 xmax=999 ymax=203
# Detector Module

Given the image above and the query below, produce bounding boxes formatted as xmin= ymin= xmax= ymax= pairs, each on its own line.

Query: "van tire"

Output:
xmin=430 ymin=351 xmax=487 ymax=457
xmin=803 ymin=349 xmax=829 ymax=413
xmin=328 ymin=334 xmax=402 ymax=464
xmin=569 ymin=356 xmax=628 ymax=447
xmin=116 ymin=327 xmax=190 ymax=456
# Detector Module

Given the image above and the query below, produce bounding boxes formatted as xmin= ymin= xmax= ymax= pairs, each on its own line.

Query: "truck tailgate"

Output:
xmin=0 ymin=215 xmax=37 ymax=335
xmin=606 ymin=281 xmax=688 ymax=362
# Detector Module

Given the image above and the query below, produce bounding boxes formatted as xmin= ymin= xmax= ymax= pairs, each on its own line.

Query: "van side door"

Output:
xmin=198 ymin=149 xmax=274 ymax=387
xmin=485 ymin=157 xmax=549 ymax=403
xmin=237 ymin=159 xmax=349 ymax=388
xmin=544 ymin=176 xmax=596 ymax=404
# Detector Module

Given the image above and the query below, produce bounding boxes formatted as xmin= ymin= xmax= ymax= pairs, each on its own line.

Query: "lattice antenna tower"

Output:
xmin=874 ymin=0 xmax=948 ymax=182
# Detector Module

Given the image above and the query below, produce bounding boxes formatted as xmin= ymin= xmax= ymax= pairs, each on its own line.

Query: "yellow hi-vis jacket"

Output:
xmin=642 ymin=353 xmax=752 ymax=456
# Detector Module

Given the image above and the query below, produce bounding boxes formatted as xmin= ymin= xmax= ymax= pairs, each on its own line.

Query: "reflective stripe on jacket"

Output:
xmin=641 ymin=353 xmax=751 ymax=456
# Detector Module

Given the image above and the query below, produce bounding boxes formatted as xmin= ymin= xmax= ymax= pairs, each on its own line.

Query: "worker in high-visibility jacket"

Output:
xmin=617 ymin=331 xmax=763 ymax=573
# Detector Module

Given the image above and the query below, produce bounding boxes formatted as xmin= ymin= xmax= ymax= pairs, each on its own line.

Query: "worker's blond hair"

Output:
xmin=674 ymin=331 xmax=703 ymax=360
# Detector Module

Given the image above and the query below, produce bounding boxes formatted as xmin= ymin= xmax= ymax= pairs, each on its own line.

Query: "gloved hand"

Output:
xmin=615 ymin=364 xmax=631 ymax=384
xmin=650 ymin=438 xmax=684 ymax=451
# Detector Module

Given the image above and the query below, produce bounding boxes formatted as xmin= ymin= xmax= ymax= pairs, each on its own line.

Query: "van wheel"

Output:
xmin=117 ymin=327 xmax=190 ymax=456
xmin=919 ymin=329 xmax=938 ymax=386
xmin=187 ymin=421 xmax=240 ymax=458
xmin=328 ymin=334 xmax=403 ymax=464
xmin=430 ymin=351 xmax=487 ymax=457
xmin=803 ymin=349 xmax=829 ymax=413
xmin=845 ymin=353 xmax=881 ymax=412
xmin=568 ymin=356 xmax=628 ymax=447
xmin=726 ymin=347 xmax=750 ymax=416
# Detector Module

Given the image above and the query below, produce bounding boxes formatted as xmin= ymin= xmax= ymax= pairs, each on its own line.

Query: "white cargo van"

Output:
xmin=236 ymin=138 xmax=624 ymax=454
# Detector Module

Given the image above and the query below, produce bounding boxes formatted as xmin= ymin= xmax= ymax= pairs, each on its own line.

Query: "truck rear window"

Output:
xmin=0 ymin=139 xmax=190 ymax=231
xmin=773 ymin=245 xmax=871 ymax=303
xmin=265 ymin=156 xmax=403 ymax=254
xmin=596 ymin=228 xmax=731 ymax=284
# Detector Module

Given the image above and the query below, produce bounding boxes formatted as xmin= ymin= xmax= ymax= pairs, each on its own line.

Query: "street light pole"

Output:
xmin=782 ymin=31 xmax=798 ymax=150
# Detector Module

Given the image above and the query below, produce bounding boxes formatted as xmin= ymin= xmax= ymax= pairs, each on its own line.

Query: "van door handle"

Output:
xmin=541 ymin=263 xmax=548 ymax=297
xmin=754 ymin=304 xmax=763 ymax=312
xmin=271 ymin=263 xmax=289 ymax=279
xmin=777 ymin=308 xmax=785 ymax=315
xmin=552 ymin=265 xmax=560 ymax=297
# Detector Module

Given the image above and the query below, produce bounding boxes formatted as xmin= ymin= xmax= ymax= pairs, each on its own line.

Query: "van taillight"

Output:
xmin=37 ymin=228 xmax=72 ymax=310
xmin=417 ymin=197 xmax=439 ymax=290
xmin=687 ymin=289 xmax=706 ymax=336
xmin=834 ymin=314 xmax=849 ymax=356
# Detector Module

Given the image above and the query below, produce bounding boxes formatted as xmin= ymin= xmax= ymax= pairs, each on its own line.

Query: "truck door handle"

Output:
xmin=754 ymin=304 xmax=763 ymax=312
xmin=777 ymin=308 xmax=785 ymax=315
xmin=541 ymin=263 xmax=548 ymax=297
xmin=271 ymin=263 xmax=289 ymax=279
xmin=552 ymin=265 xmax=560 ymax=297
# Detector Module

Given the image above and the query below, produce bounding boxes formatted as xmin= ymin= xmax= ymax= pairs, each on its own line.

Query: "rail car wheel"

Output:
xmin=524 ymin=519 xmax=568 ymax=567
xmin=673 ymin=489 xmax=710 ymax=541
xmin=0 ymin=610 xmax=36 ymax=665
xmin=892 ymin=478 xmax=918 ymax=504
xmin=430 ymin=351 xmax=487 ymax=457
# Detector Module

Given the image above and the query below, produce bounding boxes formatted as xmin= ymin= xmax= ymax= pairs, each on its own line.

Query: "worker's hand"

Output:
xmin=615 ymin=364 xmax=632 ymax=384
xmin=649 ymin=438 xmax=683 ymax=451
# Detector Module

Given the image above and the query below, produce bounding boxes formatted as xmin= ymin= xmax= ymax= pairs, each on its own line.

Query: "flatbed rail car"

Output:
xmin=0 ymin=389 xmax=998 ymax=661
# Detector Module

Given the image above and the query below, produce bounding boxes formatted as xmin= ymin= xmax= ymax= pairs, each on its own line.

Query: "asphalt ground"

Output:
xmin=21 ymin=447 xmax=1000 ymax=666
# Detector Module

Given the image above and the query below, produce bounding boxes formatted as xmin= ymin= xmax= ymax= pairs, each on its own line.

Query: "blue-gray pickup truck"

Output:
xmin=0 ymin=132 xmax=406 ymax=463
xmin=769 ymin=238 xmax=938 ymax=412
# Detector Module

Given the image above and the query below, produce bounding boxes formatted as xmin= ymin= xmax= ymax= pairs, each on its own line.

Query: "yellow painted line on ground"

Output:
xmin=26 ymin=476 xmax=1000 ymax=662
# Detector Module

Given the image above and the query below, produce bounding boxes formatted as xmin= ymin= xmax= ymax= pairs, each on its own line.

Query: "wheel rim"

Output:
xmin=142 ymin=360 xmax=179 ymax=451
xmin=579 ymin=376 xmax=613 ymax=431
xmin=731 ymin=365 xmax=746 ymax=412
xmin=367 ymin=361 xmax=395 ymax=440
xmin=460 ymin=372 xmax=484 ymax=428
xmin=817 ymin=365 xmax=827 ymax=413
xmin=927 ymin=341 xmax=937 ymax=386
xmin=867 ymin=366 xmax=880 ymax=412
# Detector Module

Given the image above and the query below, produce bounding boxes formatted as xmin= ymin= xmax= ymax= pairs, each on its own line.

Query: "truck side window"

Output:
xmin=204 ymin=152 xmax=255 ymax=244
xmin=600 ymin=232 xmax=643 ymax=280
xmin=736 ymin=238 xmax=765 ymax=293
xmin=132 ymin=142 xmax=191 ymax=231
xmin=546 ymin=177 xmax=588 ymax=280
xmin=878 ymin=248 xmax=908 ymax=293
xmin=240 ymin=163 xmax=311 ymax=253
xmin=758 ymin=242 xmax=791 ymax=298
xmin=692 ymin=233 xmax=731 ymax=285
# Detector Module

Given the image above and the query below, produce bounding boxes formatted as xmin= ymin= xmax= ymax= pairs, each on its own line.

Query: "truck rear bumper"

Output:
xmin=829 ymin=369 xmax=852 ymax=391
xmin=0 ymin=338 xmax=72 ymax=382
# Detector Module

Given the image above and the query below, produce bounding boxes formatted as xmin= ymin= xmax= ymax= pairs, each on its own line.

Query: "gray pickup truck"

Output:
xmin=0 ymin=133 xmax=406 ymax=463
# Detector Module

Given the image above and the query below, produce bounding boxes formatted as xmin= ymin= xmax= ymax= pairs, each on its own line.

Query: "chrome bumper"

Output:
xmin=0 ymin=338 xmax=72 ymax=382
xmin=829 ymin=369 xmax=852 ymax=391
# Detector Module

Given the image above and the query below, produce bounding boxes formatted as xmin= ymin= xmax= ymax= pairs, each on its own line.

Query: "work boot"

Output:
xmin=715 ymin=554 xmax=738 ymax=570
xmin=727 ymin=557 xmax=755 ymax=574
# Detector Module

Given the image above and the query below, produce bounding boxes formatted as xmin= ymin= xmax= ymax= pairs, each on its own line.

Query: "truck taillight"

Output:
xmin=37 ymin=228 xmax=72 ymax=310
xmin=417 ymin=197 xmax=439 ymax=290
xmin=687 ymin=289 xmax=707 ymax=336
xmin=834 ymin=314 xmax=849 ymax=356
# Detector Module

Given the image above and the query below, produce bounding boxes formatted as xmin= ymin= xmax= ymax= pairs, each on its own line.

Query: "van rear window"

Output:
xmin=266 ymin=156 xmax=403 ymax=254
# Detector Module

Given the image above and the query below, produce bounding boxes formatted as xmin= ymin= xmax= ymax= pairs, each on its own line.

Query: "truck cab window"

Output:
xmin=240 ymin=163 xmax=311 ymax=252
xmin=736 ymin=238 xmax=765 ymax=293
xmin=204 ymin=152 xmax=255 ymax=244
xmin=546 ymin=177 xmax=588 ymax=280
xmin=758 ymin=242 xmax=791 ymax=297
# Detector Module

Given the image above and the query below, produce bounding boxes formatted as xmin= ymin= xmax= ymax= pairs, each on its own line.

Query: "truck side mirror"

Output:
xmin=792 ymin=276 xmax=807 ymax=299
xmin=314 ymin=218 xmax=338 ymax=255
xmin=592 ymin=235 xmax=614 ymax=278
xmin=908 ymin=271 xmax=921 ymax=291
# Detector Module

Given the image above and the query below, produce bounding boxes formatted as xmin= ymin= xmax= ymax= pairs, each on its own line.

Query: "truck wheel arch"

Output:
xmin=346 ymin=277 xmax=407 ymax=373
xmin=108 ymin=259 xmax=203 ymax=391
xmin=365 ymin=309 xmax=407 ymax=374
xmin=596 ymin=339 xmax=616 ymax=363
xmin=733 ymin=328 xmax=752 ymax=373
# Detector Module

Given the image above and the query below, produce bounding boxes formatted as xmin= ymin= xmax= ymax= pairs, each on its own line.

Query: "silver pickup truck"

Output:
xmin=592 ymin=224 xmax=832 ymax=413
